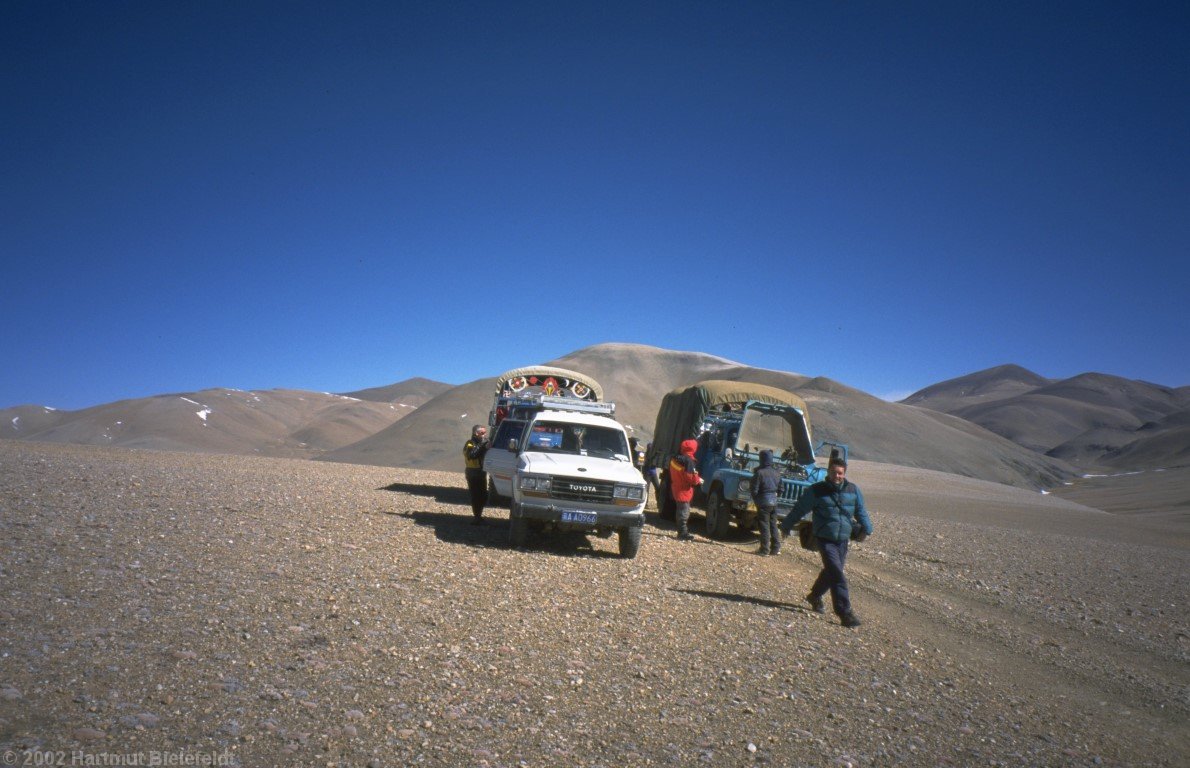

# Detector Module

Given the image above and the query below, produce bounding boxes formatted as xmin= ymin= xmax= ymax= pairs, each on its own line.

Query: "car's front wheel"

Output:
xmin=705 ymin=489 xmax=732 ymax=539
xmin=618 ymin=526 xmax=642 ymax=558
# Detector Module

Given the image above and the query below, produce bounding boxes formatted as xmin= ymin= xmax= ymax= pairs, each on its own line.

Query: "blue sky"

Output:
xmin=4 ymin=1 xmax=1187 ymax=410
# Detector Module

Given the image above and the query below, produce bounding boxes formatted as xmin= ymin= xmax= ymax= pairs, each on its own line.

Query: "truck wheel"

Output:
xmin=705 ymin=489 xmax=732 ymax=539
xmin=618 ymin=526 xmax=642 ymax=559
xmin=658 ymin=477 xmax=676 ymax=521
xmin=509 ymin=504 xmax=528 ymax=548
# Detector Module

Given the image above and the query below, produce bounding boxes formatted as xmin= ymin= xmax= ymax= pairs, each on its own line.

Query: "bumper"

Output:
xmin=516 ymin=500 xmax=645 ymax=530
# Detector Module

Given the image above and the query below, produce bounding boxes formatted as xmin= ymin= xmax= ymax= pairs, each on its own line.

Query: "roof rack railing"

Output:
xmin=503 ymin=393 xmax=616 ymax=416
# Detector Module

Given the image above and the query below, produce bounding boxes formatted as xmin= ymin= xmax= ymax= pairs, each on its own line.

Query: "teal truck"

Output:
xmin=645 ymin=380 xmax=847 ymax=539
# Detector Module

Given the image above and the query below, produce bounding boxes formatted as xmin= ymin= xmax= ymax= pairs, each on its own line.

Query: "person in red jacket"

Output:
xmin=668 ymin=438 xmax=702 ymax=541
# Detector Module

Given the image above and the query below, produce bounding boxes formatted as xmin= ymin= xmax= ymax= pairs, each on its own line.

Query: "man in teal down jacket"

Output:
xmin=782 ymin=457 xmax=873 ymax=628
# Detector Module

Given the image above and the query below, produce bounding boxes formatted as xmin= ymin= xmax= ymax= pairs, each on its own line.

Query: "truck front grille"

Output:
xmin=551 ymin=478 xmax=615 ymax=504
xmin=778 ymin=481 xmax=804 ymax=506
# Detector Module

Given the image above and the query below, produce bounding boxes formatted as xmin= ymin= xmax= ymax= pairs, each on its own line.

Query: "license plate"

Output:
xmin=561 ymin=510 xmax=597 ymax=525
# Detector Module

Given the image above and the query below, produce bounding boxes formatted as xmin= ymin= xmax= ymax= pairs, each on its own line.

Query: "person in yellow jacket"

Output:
xmin=463 ymin=424 xmax=490 ymax=525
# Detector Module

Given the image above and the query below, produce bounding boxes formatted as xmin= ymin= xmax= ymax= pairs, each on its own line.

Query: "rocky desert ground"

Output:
xmin=1 ymin=440 xmax=1186 ymax=767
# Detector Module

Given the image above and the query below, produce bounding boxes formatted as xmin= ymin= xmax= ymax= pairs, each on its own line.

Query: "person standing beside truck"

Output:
xmin=668 ymin=438 xmax=702 ymax=541
xmin=463 ymin=425 xmax=490 ymax=525
xmin=749 ymin=449 xmax=782 ymax=556
xmin=781 ymin=457 xmax=872 ymax=627
xmin=643 ymin=442 xmax=662 ymax=503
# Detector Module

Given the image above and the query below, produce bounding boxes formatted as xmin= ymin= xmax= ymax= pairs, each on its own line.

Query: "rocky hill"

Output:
xmin=0 ymin=382 xmax=436 ymax=459
xmin=322 ymin=343 xmax=1074 ymax=489
xmin=10 ymin=345 xmax=1183 ymax=485
xmin=903 ymin=366 xmax=1190 ymax=470
xmin=340 ymin=376 xmax=452 ymax=406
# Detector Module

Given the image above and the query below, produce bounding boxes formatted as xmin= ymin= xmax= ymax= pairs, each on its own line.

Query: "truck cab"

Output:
xmin=691 ymin=400 xmax=847 ymax=538
xmin=648 ymin=381 xmax=849 ymax=539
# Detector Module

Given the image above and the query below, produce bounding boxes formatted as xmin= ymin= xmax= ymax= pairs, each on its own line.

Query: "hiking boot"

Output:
xmin=840 ymin=612 xmax=863 ymax=628
xmin=806 ymin=594 xmax=826 ymax=614
xmin=677 ymin=532 xmax=695 ymax=541
xmin=771 ymin=546 xmax=781 ymax=556
xmin=755 ymin=547 xmax=770 ymax=556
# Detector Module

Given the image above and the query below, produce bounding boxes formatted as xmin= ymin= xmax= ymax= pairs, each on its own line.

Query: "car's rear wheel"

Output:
xmin=618 ymin=526 xmax=642 ymax=558
xmin=705 ymin=489 xmax=732 ymax=539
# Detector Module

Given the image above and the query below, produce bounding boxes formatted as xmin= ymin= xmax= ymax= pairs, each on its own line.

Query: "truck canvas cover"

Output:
xmin=493 ymin=366 xmax=604 ymax=402
xmin=648 ymin=380 xmax=814 ymax=465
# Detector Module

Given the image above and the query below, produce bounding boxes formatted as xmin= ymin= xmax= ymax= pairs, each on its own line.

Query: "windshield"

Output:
xmin=736 ymin=406 xmax=812 ymax=463
xmin=525 ymin=421 xmax=629 ymax=459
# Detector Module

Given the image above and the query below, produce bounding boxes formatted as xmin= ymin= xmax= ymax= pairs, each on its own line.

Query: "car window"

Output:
xmin=492 ymin=420 xmax=526 ymax=450
xmin=528 ymin=423 xmax=566 ymax=450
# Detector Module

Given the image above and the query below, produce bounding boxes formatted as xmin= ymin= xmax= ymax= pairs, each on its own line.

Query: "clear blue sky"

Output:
xmin=4 ymin=1 xmax=1187 ymax=410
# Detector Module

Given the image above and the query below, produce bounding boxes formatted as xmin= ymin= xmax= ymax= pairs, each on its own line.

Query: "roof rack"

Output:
xmin=503 ymin=393 xmax=616 ymax=417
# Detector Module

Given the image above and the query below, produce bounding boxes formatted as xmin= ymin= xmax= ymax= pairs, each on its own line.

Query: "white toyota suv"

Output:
xmin=508 ymin=406 xmax=647 ymax=558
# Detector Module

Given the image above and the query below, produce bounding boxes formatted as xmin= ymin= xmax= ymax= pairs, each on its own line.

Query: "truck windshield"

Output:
xmin=737 ymin=407 xmax=811 ymax=462
xmin=525 ymin=421 xmax=629 ymax=459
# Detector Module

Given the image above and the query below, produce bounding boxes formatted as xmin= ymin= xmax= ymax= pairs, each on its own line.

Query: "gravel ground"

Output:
xmin=1 ymin=441 xmax=1186 ymax=767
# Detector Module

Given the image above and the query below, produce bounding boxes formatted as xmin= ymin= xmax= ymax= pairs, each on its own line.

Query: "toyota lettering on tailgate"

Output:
xmin=569 ymin=483 xmax=597 ymax=494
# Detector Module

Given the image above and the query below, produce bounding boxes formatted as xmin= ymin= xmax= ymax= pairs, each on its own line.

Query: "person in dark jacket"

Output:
xmin=782 ymin=457 xmax=873 ymax=627
xmin=668 ymin=438 xmax=702 ymax=540
xmin=749 ymin=449 xmax=782 ymax=556
xmin=643 ymin=442 xmax=662 ymax=502
xmin=462 ymin=425 xmax=490 ymax=525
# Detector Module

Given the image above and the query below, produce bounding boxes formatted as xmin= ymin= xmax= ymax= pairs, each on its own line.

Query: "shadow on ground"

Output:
xmin=379 ymin=481 xmax=470 ymax=506
xmin=672 ymin=588 xmax=807 ymax=614
xmin=643 ymin=511 xmax=758 ymax=546
xmin=394 ymin=510 xmax=622 ymax=559
xmin=391 ymin=509 xmax=507 ymax=548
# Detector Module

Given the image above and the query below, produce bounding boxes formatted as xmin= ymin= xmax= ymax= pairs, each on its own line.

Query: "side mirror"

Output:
xmin=507 ymin=438 xmax=518 ymax=453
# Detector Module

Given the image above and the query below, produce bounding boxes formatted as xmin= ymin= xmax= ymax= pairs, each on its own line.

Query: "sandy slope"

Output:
xmin=1046 ymin=466 xmax=1190 ymax=532
xmin=1 ymin=441 xmax=1185 ymax=767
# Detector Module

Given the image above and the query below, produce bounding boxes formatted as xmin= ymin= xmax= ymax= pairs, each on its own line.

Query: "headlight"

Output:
xmin=518 ymin=474 xmax=552 ymax=492
xmin=613 ymin=484 xmax=645 ymax=501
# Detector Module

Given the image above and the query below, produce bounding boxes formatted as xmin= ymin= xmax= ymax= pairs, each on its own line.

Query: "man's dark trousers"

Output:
xmin=810 ymin=539 xmax=851 ymax=616
xmin=465 ymin=468 xmax=488 ymax=518
xmin=757 ymin=503 xmax=779 ymax=553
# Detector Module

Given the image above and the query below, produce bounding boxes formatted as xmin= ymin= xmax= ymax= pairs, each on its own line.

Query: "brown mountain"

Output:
xmin=322 ymin=343 xmax=1074 ymax=489
xmin=340 ymin=377 xmax=452 ymax=406
xmin=901 ymin=364 xmax=1053 ymax=412
xmin=0 ymin=388 xmax=412 ymax=459
xmin=1 ymin=404 xmax=68 ymax=438
xmin=905 ymin=367 xmax=1189 ymax=469
xmin=1097 ymin=410 xmax=1190 ymax=469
